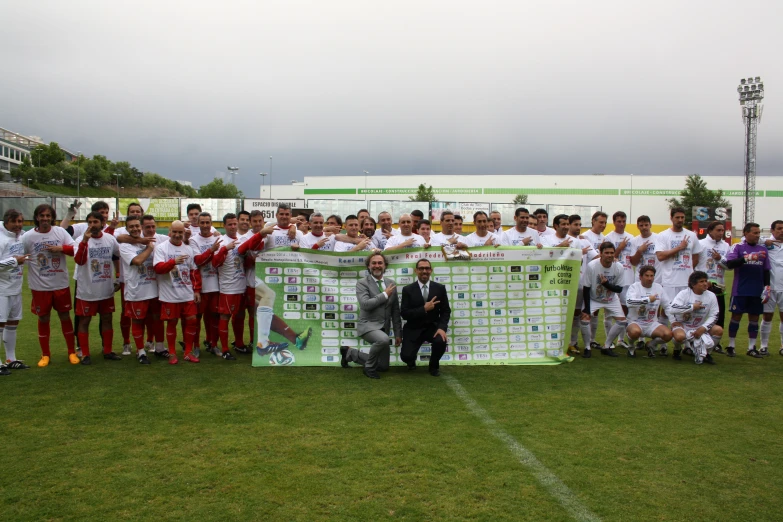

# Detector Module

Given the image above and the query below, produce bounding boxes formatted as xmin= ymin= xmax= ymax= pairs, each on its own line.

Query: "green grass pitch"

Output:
xmin=2 ymin=261 xmax=783 ymax=521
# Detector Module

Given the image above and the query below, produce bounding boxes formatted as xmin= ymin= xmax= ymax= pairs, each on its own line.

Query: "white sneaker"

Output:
xmin=144 ymin=341 xmax=153 ymax=352
xmin=121 ymin=344 xmax=132 ymax=356
xmin=76 ymin=349 xmax=83 ymax=358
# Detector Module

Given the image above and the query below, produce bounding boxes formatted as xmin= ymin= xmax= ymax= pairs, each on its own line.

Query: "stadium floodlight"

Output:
xmin=227 ymin=165 xmax=240 ymax=186
xmin=737 ymin=76 xmax=764 ymax=224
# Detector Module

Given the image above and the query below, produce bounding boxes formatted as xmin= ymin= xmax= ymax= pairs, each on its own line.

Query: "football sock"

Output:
xmin=580 ymin=320 xmax=592 ymax=349
xmin=232 ymin=310 xmax=246 ymax=346
xmin=184 ymin=318 xmax=197 ymax=355
xmin=78 ymin=332 xmax=90 ymax=357
xmin=145 ymin=314 xmax=155 ymax=343
xmin=218 ymin=318 xmax=230 ymax=353
xmin=166 ymin=321 xmax=178 ymax=354
xmin=61 ymin=318 xmax=75 ymax=354
xmin=604 ymin=321 xmax=627 ymax=349
xmin=603 ymin=317 xmax=612 ymax=342
xmin=257 ymin=306 xmax=273 ymax=346
xmin=38 ymin=321 xmax=51 ymax=357
xmin=132 ymin=321 xmax=145 ymax=350
xmin=728 ymin=319 xmax=740 ymax=345
xmin=589 ymin=315 xmax=598 ymax=343
xmin=711 ymin=335 xmax=722 ymax=347
xmin=748 ymin=320 xmax=759 ymax=350
xmin=760 ymin=319 xmax=772 ymax=347
xmin=101 ymin=329 xmax=113 ymax=354
xmin=120 ymin=313 xmax=131 ymax=344
xmin=3 ymin=325 xmax=17 ymax=362
xmin=570 ymin=316 xmax=579 ymax=345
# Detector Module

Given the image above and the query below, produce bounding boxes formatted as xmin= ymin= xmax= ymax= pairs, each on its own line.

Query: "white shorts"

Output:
xmin=628 ymin=321 xmax=664 ymax=339
xmin=763 ymin=290 xmax=783 ymax=314
xmin=590 ymin=297 xmax=624 ymax=319
xmin=254 ymin=280 xmax=276 ymax=308
xmin=663 ymin=286 xmax=688 ymax=304
xmin=0 ymin=294 xmax=23 ymax=322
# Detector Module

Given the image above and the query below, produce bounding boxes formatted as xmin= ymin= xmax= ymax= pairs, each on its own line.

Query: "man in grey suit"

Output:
xmin=340 ymin=253 xmax=402 ymax=379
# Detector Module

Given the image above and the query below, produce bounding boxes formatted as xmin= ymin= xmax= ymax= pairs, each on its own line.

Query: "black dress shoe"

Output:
xmin=339 ymin=346 xmax=349 ymax=368
xmin=582 ymin=350 xmax=592 ymax=359
xmin=429 ymin=369 xmax=440 ymax=377
xmin=363 ymin=368 xmax=380 ymax=379
xmin=103 ymin=352 xmax=122 ymax=361
xmin=407 ymin=362 xmax=416 ymax=371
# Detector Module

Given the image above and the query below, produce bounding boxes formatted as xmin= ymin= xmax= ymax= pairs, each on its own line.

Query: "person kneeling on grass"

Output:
xmin=624 ymin=265 xmax=673 ymax=358
xmin=581 ymin=242 xmax=627 ymax=358
xmin=667 ymin=271 xmax=723 ymax=365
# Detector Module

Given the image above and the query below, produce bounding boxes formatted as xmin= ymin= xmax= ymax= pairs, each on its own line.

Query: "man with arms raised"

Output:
xmin=0 ymin=209 xmax=28 ymax=373
xmin=625 ymin=266 xmax=673 ymax=358
xmin=760 ymin=220 xmax=783 ymax=356
xmin=118 ymin=215 xmax=157 ymax=364
xmin=372 ymin=211 xmax=399 ymax=250
xmin=189 ymin=212 xmax=222 ymax=355
xmin=500 ymin=208 xmax=542 ymax=247
xmin=340 ymin=253 xmax=402 ymax=379
xmin=695 ymin=221 xmax=730 ymax=353
xmin=724 ymin=222 xmax=770 ymax=358
xmin=655 ymin=207 xmax=704 ymax=359
xmin=153 ymin=221 xmax=202 ymax=364
xmin=400 ymin=258 xmax=451 ymax=376
xmin=384 ymin=214 xmax=427 ymax=250
xmin=300 ymin=213 xmax=335 ymax=251
xmin=24 ymin=204 xmax=78 ymax=367
xmin=73 ymin=211 xmax=121 ymax=365
xmin=581 ymin=242 xmax=626 ymax=358
xmin=667 ymin=271 xmax=722 ymax=365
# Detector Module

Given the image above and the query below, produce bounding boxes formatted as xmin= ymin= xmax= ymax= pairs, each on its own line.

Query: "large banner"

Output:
xmin=118 ymin=198 xmax=180 ymax=220
xmin=252 ymin=247 xmax=581 ymax=367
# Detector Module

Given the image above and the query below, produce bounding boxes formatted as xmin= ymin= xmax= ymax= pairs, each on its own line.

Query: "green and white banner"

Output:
xmin=252 ymin=247 xmax=582 ymax=367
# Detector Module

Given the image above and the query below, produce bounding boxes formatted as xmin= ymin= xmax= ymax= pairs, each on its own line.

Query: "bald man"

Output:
xmin=383 ymin=214 xmax=427 ymax=250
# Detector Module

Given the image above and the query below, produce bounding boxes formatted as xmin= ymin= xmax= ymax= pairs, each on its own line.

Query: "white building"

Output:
xmin=260 ymin=174 xmax=780 ymax=231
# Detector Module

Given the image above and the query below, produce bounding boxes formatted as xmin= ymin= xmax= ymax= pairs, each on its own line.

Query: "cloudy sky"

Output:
xmin=2 ymin=0 xmax=781 ymax=194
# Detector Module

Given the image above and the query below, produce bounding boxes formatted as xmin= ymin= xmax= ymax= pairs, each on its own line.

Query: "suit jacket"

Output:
xmin=356 ymin=274 xmax=402 ymax=337
xmin=400 ymin=280 xmax=451 ymax=332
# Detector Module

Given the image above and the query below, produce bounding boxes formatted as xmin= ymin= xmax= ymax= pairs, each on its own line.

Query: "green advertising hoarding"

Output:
xmin=252 ymin=247 xmax=581 ymax=367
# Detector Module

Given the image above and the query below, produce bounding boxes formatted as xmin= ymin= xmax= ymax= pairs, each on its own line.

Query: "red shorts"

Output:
xmin=124 ymin=298 xmax=161 ymax=320
xmin=75 ymin=297 xmax=116 ymax=317
xmin=245 ymin=286 xmax=256 ymax=309
xmin=218 ymin=293 xmax=244 ymax=316
xmin=199 ymin=291 xmax=219 ymax=315
xmin=31 ymin=288 xmax=72 ymax=316
xmin=160 ymin=301 xmax=198 ymax=320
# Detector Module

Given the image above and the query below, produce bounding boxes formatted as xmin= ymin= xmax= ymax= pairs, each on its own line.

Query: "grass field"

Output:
xmin=2 ymin=263 xmax=783 ymax=521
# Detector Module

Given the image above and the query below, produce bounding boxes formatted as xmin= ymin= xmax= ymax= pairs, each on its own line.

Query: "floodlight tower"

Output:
xmin=227 ymin=165 xmax=240 ymax=186
xmin=737 ymin=76 xmax=764 ymax=224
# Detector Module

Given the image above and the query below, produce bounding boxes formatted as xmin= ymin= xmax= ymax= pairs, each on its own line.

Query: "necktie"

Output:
xmin=377 ymin=279 xmax=384 ymax=293
xmin=422 ymin=284 xmax=428 ymax=302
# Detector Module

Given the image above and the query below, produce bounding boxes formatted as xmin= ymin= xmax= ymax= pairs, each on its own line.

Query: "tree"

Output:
xmin=666 ymin=174 xmax=730 ymax=228
xmin=408 ymin=184 xmax=437 ymax=202
xmin=198 ymin=178 xmax=244 ymax=198
xmin=512 ymin=194 xmax=528 ymax=205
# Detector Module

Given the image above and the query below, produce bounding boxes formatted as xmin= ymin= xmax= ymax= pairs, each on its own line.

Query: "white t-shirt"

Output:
xmin=238 ymin=230 xmax=265 ymax=288
xmin=584 ymin=258 xmax=625 ymax=303
xmin=216 ymin=235 xmax=247 ymax=295
xmin=189 ymin=233 xmax=220 ymax=293
xmin=74 ymin=233 xmax=120 ymax=301
xmin=464 ymin=232 xmax=499 ymax=247
xmin=654 ymin=228 xmax=704 ymax=288
xmin=765 ymin=238 xmax=783 ymax=291
xmin=23 ymin=227 xmax=75 ymax=291
xmin=0 ymin=230 xmax=25 ymax=296
xmin=501 ymin=227 xmax=540 ymax=247
xmin=153 ymin=240 xmax=197 ymax=303
xmin=541 ymin=234 xmax=573 ymax=247
xmin=537 ymin=227 xmax=556 ymax=238
xmin=384 ymin=233 xmax=426 ymax=250
xmin=667 ymin=288 xmax=719 ymax=330
xmin=582 ymin=230 xmax=605 ymax=252
xmin=300 ymin=232 xmax=335 ymax=251
xmin=188 ymin=224 xmax=217 ymax=237
xmin=265 ymin=226 xmax=304 ymax=250
xmin=605 ymin=230 xmax=635 ymax=286
xmin=569 ymin=235 xmax=598 ymax=287
xmin=430 ymin=232 xmax=460 ymax=247
xmin=696 ymin=236 xmax=730 ymax=287
xmin=626 ymin=282 xmax=668 ymax=325
xmin=334 ymin=238 xmax=372 ymax=252
xmin=371 ymin=227 xmax=400 ymax=250
xmin=120 ymin=243 xmax=158 ymax=302
xmin=630 ymin=233 xmax=658 ymax=281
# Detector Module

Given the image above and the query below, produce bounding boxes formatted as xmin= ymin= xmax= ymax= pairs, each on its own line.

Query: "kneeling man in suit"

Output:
xmin=340 ymin=253 xmax=401 ymax=379
xmin=400 ymin=258 xmax=451 ymax=376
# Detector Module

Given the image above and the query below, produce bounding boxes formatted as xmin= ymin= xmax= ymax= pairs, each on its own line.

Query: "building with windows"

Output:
xmin=0 ymin=127 xmax=78 ymax=178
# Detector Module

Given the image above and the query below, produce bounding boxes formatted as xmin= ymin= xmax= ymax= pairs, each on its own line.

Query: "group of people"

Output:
xmin=0 ymin=200 xmax=780 ymax=376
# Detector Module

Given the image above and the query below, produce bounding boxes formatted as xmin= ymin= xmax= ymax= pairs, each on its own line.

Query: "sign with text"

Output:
xmin=692 ymin=206 xmax=732 ymax=241
xmin=244 ymin=199 xmax=306 ymax=221
xmin=252 ymin=247 xmax=580 ymax=367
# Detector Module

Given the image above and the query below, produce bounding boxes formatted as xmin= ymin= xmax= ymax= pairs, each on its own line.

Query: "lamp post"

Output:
xmin=269 ymin=156 xmax=273 ymax=198
xmin=76 ymin=151 xmax=81 ymax=199
xmin=363 ymin=170 xmax=369 ymax=205
xmin=27 ymin=178 xmax=32 ymax=189
xmin=737 ymin=76 xmax=764 ymax=224
xmin=260 ymin=172 xmax=267 ymax=197
xmin=114 ymin=173 xmax=121 ymax=199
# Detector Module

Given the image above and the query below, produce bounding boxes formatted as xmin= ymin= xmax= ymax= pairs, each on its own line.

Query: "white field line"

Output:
xmin=444 ymin=375 xmax=601 ymax=522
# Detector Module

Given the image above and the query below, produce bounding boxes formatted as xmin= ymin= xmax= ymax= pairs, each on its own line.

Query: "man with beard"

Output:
xmin=340 ymin=253 xmax=402 ymax=379
xmin=73 ymin=211 xmax=121 ymax=365
xmin=0 ymin=209 xmax=28 ymax=373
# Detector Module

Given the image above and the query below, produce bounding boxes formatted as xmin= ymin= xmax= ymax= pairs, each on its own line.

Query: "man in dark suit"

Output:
xmin=340 ymin=253 xmax=402 ymax=379
xmin=400 ymin=258 xmax=451 ymax=376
